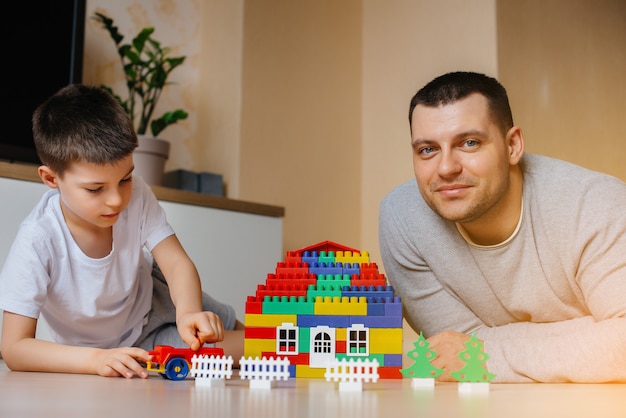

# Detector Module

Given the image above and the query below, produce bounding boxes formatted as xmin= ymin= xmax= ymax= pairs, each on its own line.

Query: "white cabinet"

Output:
xmin=0 ymin=169 xmax=283 ymax=342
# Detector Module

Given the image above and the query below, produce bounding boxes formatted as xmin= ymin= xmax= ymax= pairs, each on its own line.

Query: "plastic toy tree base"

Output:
xmin=410 ymin=377 xmax=436 ymax=389
xmin=458 ymin=382 xmax=490 ymax=396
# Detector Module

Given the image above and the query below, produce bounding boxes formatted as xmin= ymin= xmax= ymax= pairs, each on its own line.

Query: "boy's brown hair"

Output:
xmin=32 ymin=84 xmax=137 ymax=175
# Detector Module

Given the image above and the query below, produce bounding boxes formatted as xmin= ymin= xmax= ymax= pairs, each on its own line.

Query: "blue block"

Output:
xmin=349 ymin=315 xmax=403 ymax=328
xmin=297 ymin=314 xmax=351 ymax=328
xmin=342 ymin=263 xmax=361 ymax=276
xmin=366 ymin=302 xmax=385 ymax=316
xmin=385 ymin=297 xmax=403 ymax=316
xmin=309 ymin=262 xmax=343 ymax=276
xmin=341 ymin=286 xmax=394 ymax=299
xmin=301 ymin=251 xmax=319 ymax=265
xmin=384 ymin=354 xmax=403 ymax=367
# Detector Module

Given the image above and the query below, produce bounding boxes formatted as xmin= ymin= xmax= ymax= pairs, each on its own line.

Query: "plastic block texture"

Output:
xmin=369 ymin=328 xmax=403 ymax=354
xmin=314 ymin=296 xmax=368 ymax=316
xmin=245 ymin=313 xmax=297 ymax=327
xmin=297 ymin=314 xmax=351 ymax=328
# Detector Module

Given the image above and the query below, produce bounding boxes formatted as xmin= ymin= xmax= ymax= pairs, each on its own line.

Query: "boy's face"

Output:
xmin=52 ymin=155 xmax=135 ymax=231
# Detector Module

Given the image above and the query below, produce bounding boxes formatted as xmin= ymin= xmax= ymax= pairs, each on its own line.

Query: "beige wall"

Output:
xmin=83 ymin=0 xmax=625 ymax=261
xmin=84 ymin=0 xmax=244 ymax=194
xmin=361 ymin=0 xmax=497 ymax=264
xmin=497 ymin=0 xmax=626 ymax=181
xmin=239 ymin=0 xmax=363 ymax=252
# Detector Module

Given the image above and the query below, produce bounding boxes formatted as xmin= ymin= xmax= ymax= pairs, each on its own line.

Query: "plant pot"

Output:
xmin=133 ymin=135 xmax=170 ymax=185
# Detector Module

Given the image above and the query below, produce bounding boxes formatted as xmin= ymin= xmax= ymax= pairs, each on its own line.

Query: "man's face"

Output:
xmin=55 ymin=155 xmax=135 ymax=231
xmin=410 ymin=93 xmax=514 ymax=224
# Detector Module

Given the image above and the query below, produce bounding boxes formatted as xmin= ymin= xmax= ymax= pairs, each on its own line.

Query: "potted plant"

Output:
xmin=92 ymin=12 xmax=189 ymax=185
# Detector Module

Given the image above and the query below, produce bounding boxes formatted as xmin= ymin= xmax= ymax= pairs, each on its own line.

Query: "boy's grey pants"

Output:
xmin=133 ymin=263 xmax=236 ymax=350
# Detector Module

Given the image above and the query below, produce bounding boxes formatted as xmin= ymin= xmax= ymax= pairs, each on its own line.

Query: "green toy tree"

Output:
xmin=400 ymin=331 xmax=444 ymax=379
xmin=451 ymin=334 xmax=496 ymax=382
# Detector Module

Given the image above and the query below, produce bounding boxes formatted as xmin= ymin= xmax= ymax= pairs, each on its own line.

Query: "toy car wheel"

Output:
xmin=164 ymin=358 xmax=189 ymax=381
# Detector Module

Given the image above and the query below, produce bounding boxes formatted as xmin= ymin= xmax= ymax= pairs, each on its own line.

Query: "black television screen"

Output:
xmin=1 ymin=0 xmax=86 ymax=165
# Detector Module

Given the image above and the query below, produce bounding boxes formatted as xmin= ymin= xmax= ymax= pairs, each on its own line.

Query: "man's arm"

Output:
xmin=379 ymin=196 xmax=485 ymax=337
xmin=380 ymin=197 xmax=626 ymax=382
xmin=1 ymin=311 xmax=151 ymax=378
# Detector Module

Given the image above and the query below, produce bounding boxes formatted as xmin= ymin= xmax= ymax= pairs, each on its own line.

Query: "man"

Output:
xmin=379 ymin=71 xmax=626 ymax=383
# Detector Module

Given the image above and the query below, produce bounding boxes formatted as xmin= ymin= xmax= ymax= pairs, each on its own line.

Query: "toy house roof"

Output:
xmin=294 ymin=240 xmax=360 ymax=255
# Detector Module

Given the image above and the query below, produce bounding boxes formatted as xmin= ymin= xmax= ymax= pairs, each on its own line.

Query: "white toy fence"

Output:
xmin=190 ymin=354 xmax=234 ymax=386
xmin=325 ymin=358 xmax=379 ymax=391
xmin=239 ymin=356 xmax=290 ymax=389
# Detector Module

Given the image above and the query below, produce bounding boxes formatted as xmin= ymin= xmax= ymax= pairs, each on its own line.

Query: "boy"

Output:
xmin=0 ymin=84 xmax=243 ymax=378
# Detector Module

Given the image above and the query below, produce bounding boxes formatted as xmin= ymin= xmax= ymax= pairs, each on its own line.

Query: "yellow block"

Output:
xmin=244 ymin=313 xmax=297 ymax=327
xmin=314 ymin=296 xmax=367 ymax=315
xmin=295 ymin=365 xmax=327 ymax=378
xmin=335 ymin=250 xmax=370 ymax=264
xmin=369 ymin=328 xmax=403 ymax=354
xmin=336 ymin=327 xmax=346 ymax=341
xmin=243 ymin=338 xmax=276 ymax=358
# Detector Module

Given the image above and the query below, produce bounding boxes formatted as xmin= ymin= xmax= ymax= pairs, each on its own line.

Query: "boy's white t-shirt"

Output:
xmin=0 ymin=176 xmax=174 ymax=348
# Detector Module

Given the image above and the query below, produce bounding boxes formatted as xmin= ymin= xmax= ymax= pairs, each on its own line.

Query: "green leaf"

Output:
xmin=93 ymin=13 xmax=188 ymax=138
xmin=150 ymin=110 xmax=189 ymax=137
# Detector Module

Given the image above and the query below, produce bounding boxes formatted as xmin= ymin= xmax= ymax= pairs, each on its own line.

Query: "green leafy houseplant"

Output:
xmin=93 ymin=13 xmax=188 ymax=138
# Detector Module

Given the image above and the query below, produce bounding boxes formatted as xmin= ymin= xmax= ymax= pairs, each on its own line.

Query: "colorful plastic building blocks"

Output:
xmin=147 ymin=345 xmax=225 ymax=381
xmin=244 ymin=241 xmax=403 ymax=379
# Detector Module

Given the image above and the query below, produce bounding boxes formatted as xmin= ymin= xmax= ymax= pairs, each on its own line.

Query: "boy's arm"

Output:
xmin=215 ymin=320 xmax=245 ymax=366
xmin=1 ymin=311 xmax=151 ymax=378
xmin=151 ymin=234 xmax=225 ymax=350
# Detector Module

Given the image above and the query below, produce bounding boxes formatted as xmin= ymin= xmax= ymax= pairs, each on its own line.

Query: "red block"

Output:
xmin=378 ymin=366 xmax=402 ymax=379
xmin=244 ymin=326 xmax=276 ymax=339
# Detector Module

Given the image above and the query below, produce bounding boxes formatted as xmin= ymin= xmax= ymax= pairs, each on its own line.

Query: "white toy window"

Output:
xmin=347 ymin=324 xmax=369 ymax=356
xmin=276 ymin=322 xmax=299 ymax=355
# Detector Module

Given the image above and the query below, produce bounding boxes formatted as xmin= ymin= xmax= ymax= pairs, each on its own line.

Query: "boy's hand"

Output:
xmin=93 ymin=347 xmax=152 ymax=379
xmin=177 ymin=311 xmax=225 ymax=351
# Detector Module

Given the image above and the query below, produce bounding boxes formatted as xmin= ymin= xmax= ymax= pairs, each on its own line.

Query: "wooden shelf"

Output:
xmin=0 ymin=161 xmax=284 ymax=218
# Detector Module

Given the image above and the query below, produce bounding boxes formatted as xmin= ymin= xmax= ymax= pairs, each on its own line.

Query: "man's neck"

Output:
xmin=457 ymin=166 xmax=524 ymax=246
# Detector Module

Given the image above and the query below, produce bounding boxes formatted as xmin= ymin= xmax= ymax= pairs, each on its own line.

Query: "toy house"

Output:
xmin=243 ymin=241 xmax=403 ymax=378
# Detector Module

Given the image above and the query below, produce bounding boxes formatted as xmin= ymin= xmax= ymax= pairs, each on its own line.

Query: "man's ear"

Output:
xmin=506 ymin=126 xmax=525 ymax=165
xmin=38 ymin=165 xmax=59 ymax=189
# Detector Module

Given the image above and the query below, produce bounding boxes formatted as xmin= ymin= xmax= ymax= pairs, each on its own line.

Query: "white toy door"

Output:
xmin=309 ymin=326 xmax=336 ymax=368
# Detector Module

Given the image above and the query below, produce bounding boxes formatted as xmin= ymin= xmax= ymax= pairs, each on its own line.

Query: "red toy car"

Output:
xmin=147 ymin=345 xmax=225 ymax=380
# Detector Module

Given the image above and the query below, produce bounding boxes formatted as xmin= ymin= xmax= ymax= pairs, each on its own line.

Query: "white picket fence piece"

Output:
xmin=325 ymin=358 xmax=380 ymax=392
xmin=190 ymin=354 xmax=234 ymax=387
xmin=238 ymin=356 xmax=290 ymax=389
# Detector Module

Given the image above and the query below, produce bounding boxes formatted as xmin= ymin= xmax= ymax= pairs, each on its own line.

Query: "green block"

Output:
xmin=317 ymin=274 xmax=351 ymax=290
xmin=262 ymin=295 xmax=315 ymax=314
xmin=306 ymin=288 xmax=342 ymax=299
xmin=299 ymin=327 xmax=311 ymax=352
xmin=318 ymin=251 xmax=335 ymax=263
